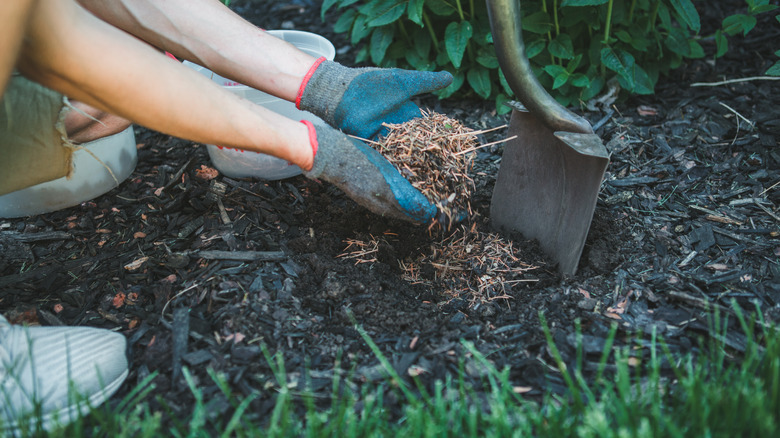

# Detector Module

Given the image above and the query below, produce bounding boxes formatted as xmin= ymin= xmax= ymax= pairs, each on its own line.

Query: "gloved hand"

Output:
xmin=300 ymin=120 xmax=436 ymax=223
xmin=296 ymin=58 xmax=453 ymax=139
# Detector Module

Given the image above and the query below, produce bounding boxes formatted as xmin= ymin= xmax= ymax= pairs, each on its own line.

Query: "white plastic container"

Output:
xmin=186 ymin=30 xmax=336 ymax=180
xmin=0 ymin=126 xmax=138 ymax=218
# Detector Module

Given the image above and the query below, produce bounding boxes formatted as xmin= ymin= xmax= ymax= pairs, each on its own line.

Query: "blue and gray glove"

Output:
xmin=296 ymin=58 xmax=453 ymax=139
xmin=301 ymin=120 xmax=436 ymax=223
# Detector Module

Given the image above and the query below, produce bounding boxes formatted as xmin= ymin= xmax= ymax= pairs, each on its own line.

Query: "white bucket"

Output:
xmin=0 ymin=126 xmax=138 ymax=218
xmin=186 ymin=30 xmax=336 ymax=180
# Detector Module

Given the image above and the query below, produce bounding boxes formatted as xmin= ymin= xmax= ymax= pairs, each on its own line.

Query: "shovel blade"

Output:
xmin=491 ymin=106 xmax=609 ymax=275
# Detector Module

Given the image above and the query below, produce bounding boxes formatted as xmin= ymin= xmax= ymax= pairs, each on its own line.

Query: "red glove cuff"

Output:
xmin=300 ymin=120 xmax=318 ymax=163
xmin=295 ymin=57 xmax=326 ymax=110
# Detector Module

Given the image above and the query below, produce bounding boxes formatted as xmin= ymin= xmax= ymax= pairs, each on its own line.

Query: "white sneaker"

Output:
xmin=0 ymin=315 xmax=129 ymax=433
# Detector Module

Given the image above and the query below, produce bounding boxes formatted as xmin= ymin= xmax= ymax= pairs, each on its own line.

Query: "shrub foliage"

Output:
xmin=322 ymin=0 xmax=779 ymax=112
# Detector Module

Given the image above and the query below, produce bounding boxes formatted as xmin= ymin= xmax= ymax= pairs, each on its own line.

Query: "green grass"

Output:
xmin=13 ymin=305 xmax=780 ymax=437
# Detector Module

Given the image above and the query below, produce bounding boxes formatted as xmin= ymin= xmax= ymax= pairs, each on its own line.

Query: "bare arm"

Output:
xmin=0 ymin=0 xmax=37 ymax=93
xmin=76 ymin=0 xmax=315 ymax=101
xmin=17 ymin=0 xmax=313 ymax=169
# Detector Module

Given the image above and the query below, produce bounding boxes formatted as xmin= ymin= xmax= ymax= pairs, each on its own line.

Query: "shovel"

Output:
xmin=486 ymin=0 xmax=610 ymax=275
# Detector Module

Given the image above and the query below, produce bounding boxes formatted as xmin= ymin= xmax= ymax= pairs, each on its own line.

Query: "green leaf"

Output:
xmin=722 ymin=14 xmax=757 ymax=36
xmin=543 ymin=64 xmax=567 ymax=78
xmin=413 ymin=30 xmax=431 ymax=58
xmin=658 ymin=3 xmax=672 ymax=30
xmin=370 ymin=26 xmax=394 ymax=64
xmin=321 ymin=0 xmax=340 ymax=21
xmin=350 ymin=14 xmax=371 ymax=44
xmin=713 ymin=30 xmax=728 ymax=58
xmin=628 ymin=36 xmax=650 ymax=52
xmin=561 ymin=7 xmax=599 ymax=28
xmin=436 ymin=48 xmax=450 ymax=65
xmin=600 ymin=47 xmax=634 ymax=85
xmin=566 ymin=54 xmax=583 ymax=73
xmin=688 ymin=40 xmax=704 ymax=59
xmin=333 ymin=9 xmax=356 ymax=34
xmin=438 ymin=72 xmax=465 ymax=98
xmin=362 ymin=0 xmax=406 ymax=27
xmin=476 ymin=52 xmax=500 ymax=69
xmin=495 ymin=93 xmax=512 ymax=115
xmin=618 ymin=63 xmax=654 ymax=94
xmin=561 ymin=0 xmax=609 ymax=5
xmin=406 ymin=50 xmax=436 ymax=71
xmin=669 ymin=0 xmax=700 ymax=32
xmin=542 ymin=65 xmax=569 ymax=89
xmin=766 ymin=61 xmax=780 ymax=76
xmin=498 ymin=69 xmax=513 ymax=96
xmin=407 ymin=0 xmax=425 ymax=26
xmin=552 ymin=72 xmax=569 ymax=89
xmin=664 ymin=27 xmax=691 ymax=56
xmin=445 ymin=21 xmax=473 ymax=68
xmin=570 ymin=73 xmax=590 ymax=88
xmin=426 ymin=0 xmax=458 ymax=17
xmin=385 ymin=42 xmax=406 ymax=63
xmin=467 ymin=66 xmax=492 ymax=98
xmin=522 ymin=11 xmax=553 ymax=34
xmin=615 ymin=30 xmax=632 ymax=44
xmin=526 ymin=39 xmax=546 ymax=59
xmin=750 ymin=4 xmax=778 ymax=14
xmin=580 ymin=75 xmax=604 ymax=101
xmin=355 ymin=46 xmax=369 ymax=64
xmin=549 ymin=34 xmax=575 ymax=60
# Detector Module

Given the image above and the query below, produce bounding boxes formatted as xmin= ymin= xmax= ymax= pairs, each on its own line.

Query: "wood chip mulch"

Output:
xmin=1 ymin=0 xmax=780 ymax=428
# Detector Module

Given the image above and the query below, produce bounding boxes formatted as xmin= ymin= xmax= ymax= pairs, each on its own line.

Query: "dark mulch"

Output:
xmin=2 ymin=0 xmax=779 ymax=427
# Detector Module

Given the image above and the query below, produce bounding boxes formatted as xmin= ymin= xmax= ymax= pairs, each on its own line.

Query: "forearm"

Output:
xmin=76 ymin=0 xmax=315 ymax=101
xmin=0 ymin=0 xmax=38 ymax=93
xmin=18 ymin=0 xmax=313 ymax=169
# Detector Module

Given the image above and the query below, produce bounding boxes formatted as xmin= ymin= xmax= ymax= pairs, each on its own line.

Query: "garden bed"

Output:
xmin=1 ymin=0 xmax=779 ymax=428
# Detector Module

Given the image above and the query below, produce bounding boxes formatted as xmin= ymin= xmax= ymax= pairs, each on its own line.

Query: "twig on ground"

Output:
xmin=719 ymin=102 xmax=755 ymax=130
xmin=755 ymin=202 xmax=780 ymax=223
xmin=691 ymin=76 xmax=780 ymax=87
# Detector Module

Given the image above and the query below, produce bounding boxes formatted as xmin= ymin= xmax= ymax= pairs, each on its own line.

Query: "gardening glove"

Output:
xmin=301 ymin=120 xmax=437 ymax=223
xmin=296 ymin=58 xmax=453 ymax=139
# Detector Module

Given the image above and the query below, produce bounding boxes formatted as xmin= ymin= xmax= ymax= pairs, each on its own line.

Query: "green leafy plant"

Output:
xmin=323 ymin=0 xmax=778 ymax=112
xmin=765 ymin=15 xmax=780 ymax=76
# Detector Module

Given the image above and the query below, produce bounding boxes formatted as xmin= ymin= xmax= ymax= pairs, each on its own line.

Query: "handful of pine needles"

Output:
xmin=343 ymin=111 xmax=540 ymax=308
xmin=367 ymin=110 xmax=479 ymax=228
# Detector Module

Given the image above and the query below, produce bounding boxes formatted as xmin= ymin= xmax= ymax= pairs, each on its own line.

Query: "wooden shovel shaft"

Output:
xmin=486 ymin=0 xmax=593 ymax=135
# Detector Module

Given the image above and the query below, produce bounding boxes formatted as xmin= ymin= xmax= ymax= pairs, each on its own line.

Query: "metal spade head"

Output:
xmin=486 ymin=0 xmax=610 ymax=275
xmin=490 ymin=103 xmax=609 ymax=275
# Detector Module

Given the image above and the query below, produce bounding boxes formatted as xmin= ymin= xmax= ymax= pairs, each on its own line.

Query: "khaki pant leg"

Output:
xmin=0 ymin=74 xmax=73 ymax=196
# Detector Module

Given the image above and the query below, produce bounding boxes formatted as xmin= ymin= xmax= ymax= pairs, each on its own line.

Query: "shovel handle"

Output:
xmin=486 ymin=0 xmax=593 ymax=135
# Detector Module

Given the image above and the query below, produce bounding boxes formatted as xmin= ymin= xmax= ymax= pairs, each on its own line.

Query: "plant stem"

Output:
xmin=603 ymin=0 xmax=614 ymax=44
xmin=541 ymin=0 xmax=555 ymax=65
xmin=647 ymin=1 xmax=660 ymax=33
xmin=553 ymin=0 xmax=560 ymax=36
xmin=422 ymin=12 xmax=439 ymax=51
xmin=628 ymin=0 xmax=637 ymax=24
xmin=455 ymin=0 xmax=465 ymax=21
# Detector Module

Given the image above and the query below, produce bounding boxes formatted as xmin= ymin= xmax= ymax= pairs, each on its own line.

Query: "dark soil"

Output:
xmin=2 ymin=0 xmax=779 ymax=428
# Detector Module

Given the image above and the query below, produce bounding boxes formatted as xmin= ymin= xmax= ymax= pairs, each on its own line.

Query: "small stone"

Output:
xmin=577 ymin=297 xmax=597 ymax=310
xmin=605 ymin=191 xmax=633 ymax=205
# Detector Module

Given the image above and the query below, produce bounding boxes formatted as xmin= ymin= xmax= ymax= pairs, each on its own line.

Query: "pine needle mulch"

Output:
xmin=346 ymin=111 xmax=540 ymax=307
